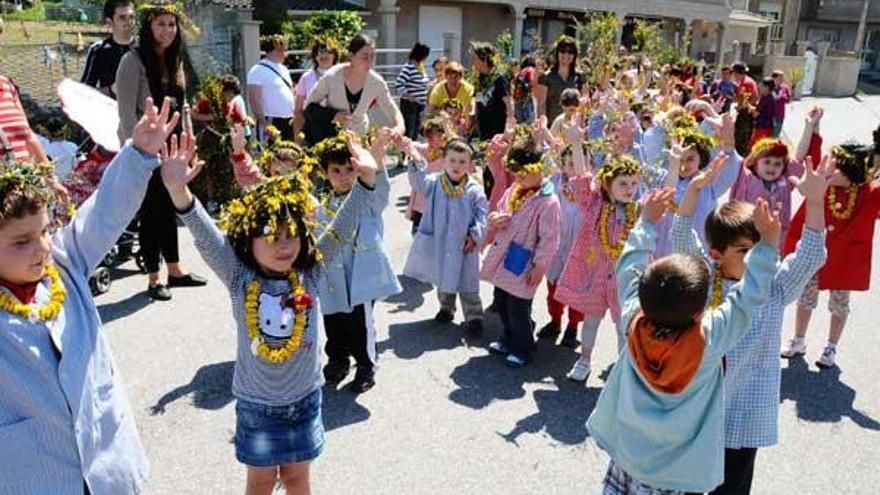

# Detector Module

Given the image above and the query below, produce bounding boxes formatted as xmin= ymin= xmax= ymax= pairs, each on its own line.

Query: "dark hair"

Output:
xmin=231 ymin=217 xmax=319 ymax=272
xmin=421 ymin=117 xmax=446 ymax=137
xmin=348 ymin=34 xmax=374 ymax=56
xmin=832 ymin=142 xmax=873 ymax=185
xmin=638 ymin=254 xmax=710 ymax=336
xmin=0 ymin=188 xmax=49 ymax=229
xmin=731 ymin=62 xmax=748 ymax=75
xmin=551 ymin=36 xmax=578 ymax=73
xmin=720 ymin=65 xmax=732 ymax=73
xmin=135 ymin=9 xmax=186 ymax=111
xmin=469 ymin=42 xmax=496 ymax=68
xmin=310 ymin=41 xmax=339 ymax=68
xmin=432 ymin=56 xmax=448 ymax=70
xmin=409 ymin=42 xmax=431 ymax=63
xmin=506 ymin=137 xmax=542 ymax=172
xmin=444 ymin=138 xmax=473 ymax=158
xmin=260 ymin=34 xmax=288 ymax=54
xmin=103 ymin=0 xmax=131 ymax=20
xmin=761 ymin=77 xmax=775 ymax=90
xmin=317 ymin=146 xmax=352 ymax=171
xmin=520 ymin=56 xmax=536 ymax=69
xmin=560 ymin=87 xmax=580 ymax=107
xmin=560 ymin=142 xmax=589 ymax=163
xmin=705 ymin=202 xmax=760 ymax=253
xmin=220 ymin=74 xmax=241 ymax=95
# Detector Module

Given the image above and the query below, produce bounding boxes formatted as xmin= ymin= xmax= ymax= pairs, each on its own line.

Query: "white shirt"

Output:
xmin=247 ymin=59 xmax=294 ymax=118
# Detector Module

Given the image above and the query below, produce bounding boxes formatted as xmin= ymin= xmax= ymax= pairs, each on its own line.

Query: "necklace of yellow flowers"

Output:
xmin=245 ymin=270 xmax=311 ymax=364
xmin=827 ymin=184 xmax=859 ymax=220
xmin=440 ymin=172 xmax=466 ymax=199
xmin=0 ymin=265 xmax=67 ymax=322
xmin=598 ymin=201 xmax=638 ymax=260
xmin=507 ymin=183 xmax=539 ymax=213
xmin=710 ymin=266 xmax=725 ymax=309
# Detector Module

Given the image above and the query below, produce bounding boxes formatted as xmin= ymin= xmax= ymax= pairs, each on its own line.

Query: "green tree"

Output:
xmin=281 ymin=10 xmax=365 ymax=50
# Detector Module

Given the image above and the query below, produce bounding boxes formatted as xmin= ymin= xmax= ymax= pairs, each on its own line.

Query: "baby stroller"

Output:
xmin=64 ymin=146 xmax=146 ymax=295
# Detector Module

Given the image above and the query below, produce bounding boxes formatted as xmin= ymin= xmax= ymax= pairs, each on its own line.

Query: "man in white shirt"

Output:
xmin=247 ymin=35 xmax=295 ymax=140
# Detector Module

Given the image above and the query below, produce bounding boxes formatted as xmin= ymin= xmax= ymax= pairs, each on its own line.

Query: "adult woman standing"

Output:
xmin=395 ymin=42 xmax=431 ymax=139
xmin=116 ymin=3 xmax=206 ymax=300
xmin=304 ymin=34 xmax=404 ymax=143
xmin=470 ymin=42 xmax=509 ymax=140
xmin=293 ymin=39 xmax=339 ymax=139
xmin=534 ymin=36 xmax=585 ymax=123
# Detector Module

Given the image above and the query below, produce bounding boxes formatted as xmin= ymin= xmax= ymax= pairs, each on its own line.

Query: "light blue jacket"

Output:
xmin=0 ymin=144 xmax=152 ymax=494
xmin=403 ymin=160 xmax=487 ymax=293
xmin=316 ymin=165 xmax=401 ymax=314
xmin=586 ymin=219 xmax=778 ymax=493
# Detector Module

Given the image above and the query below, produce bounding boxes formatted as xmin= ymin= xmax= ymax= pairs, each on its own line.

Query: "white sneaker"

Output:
xmin=816 ymin=346 xmax=837 ymax=369
xmin=567 ymin=357 xmax=591 ymax=382
xmin=781 ymin=338 xmax=807 ymax=358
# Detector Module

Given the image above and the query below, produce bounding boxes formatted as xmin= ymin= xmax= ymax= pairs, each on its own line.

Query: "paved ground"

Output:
xmin=99 ymin=96 xmax=880 ymax=494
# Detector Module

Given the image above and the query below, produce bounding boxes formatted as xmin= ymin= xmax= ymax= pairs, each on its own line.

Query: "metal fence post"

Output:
xmin=58 ymin=32 xmax=68 ymax=77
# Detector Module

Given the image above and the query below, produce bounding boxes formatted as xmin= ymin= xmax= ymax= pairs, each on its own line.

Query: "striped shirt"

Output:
xmin=0 ymin=76 xmax=32 ymax=161
xmin=178 ymin=182 xmax=372 ymax=406
xmin=671 ymin=214 xmax=827 ymax=448
xmin=395 ymin=63 xmax=429 ymax=105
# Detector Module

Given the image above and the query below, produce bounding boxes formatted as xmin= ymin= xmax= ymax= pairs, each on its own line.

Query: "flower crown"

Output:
xmin=261 ymin=34 xmax=288 ymax=51
xmin=218 ymin=173 xmax=317 ymax=245
xmin=312 ymin=132 xmax=350 ymax=169
xmin=750 ymin=138 xmax=789 ymax=159
xmin=596 ymin=155 xmax=642 ymax=183
xmin=259 ymin=139 xmax=316 ymax=176
xmin=137 ymin=2 xmax=201 ymax=38
xmin=508 ymin=162 xmax=544 ymax=176
xmin=0 ymin=160 xmax=55 ymax=218
xmin=670 ymin=126 xmax=716 ymax=153
xmin=832 ymin=144 xmax=872 ymax=172
xmin=311 ymin=36 xmax=342 ymax=56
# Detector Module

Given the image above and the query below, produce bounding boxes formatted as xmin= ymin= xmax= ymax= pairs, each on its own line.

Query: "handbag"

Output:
xmin=503 ymin=241 xmax=533 ymax=277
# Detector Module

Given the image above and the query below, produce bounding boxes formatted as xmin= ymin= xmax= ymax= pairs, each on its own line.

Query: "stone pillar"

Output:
xmin=512 ymin=5 xmax=526 ymax=57
xmin=443 ymin=31 xmax=461 ymax=62
xmin=715 ymin=22 xmax=726 ymax=68
xmin=681 ymin=17 xmax=695 ymax=56
xmin=378 ymin=0 xmax=399 ymax=66
xmin=795 ymin=40 xmax=810 ymax=56
xmin=732 ymin=39 xmax=741 ymax=62
xmin=238 ymin=19 xmax=262 ymax=81
xmin=614 ymin=10 xmax=628 ymax=48
xmin=782 ymin=0 xmax=801 ymax=55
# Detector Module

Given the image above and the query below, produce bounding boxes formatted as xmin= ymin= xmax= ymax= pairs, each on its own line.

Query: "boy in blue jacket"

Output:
xmin=586 ymin=188 xmax=780 ymax=494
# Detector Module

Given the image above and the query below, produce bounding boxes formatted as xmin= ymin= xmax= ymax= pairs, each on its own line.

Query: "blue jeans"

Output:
xmin=494 ymin=287 xmax=535 ymax=359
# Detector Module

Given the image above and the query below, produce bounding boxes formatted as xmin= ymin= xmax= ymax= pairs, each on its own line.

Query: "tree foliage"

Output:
xmin=281 ymin=10 xmax=365 ymax=51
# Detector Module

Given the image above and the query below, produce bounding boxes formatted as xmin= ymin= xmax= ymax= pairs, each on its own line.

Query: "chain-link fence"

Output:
xmin=0 ymin=30 xmax=105 ymax=104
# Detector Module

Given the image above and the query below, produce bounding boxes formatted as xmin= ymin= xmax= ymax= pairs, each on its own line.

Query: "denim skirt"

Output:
xmin=234 ymin=388 xmax=324 ymax=467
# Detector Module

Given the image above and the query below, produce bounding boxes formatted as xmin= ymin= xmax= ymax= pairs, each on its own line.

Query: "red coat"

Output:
xmin=784 ymin=182 xmax=880 ymax=290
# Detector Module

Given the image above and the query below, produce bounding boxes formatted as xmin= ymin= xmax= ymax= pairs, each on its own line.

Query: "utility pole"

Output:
xmin=855 ymin=0 xmax=871 ymax=56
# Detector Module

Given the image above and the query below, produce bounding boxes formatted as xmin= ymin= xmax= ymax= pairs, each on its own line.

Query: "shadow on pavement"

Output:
xmin=498 ymin=379 xmax=602 ymax=446
xmin=321 ymin=386 xmax=371 ymax=432
xmin=379 ymin=318 xmax=466 ymax=359
xmin=97 ymin=291 xmax=153 ymax=324
xmin=149 ymin=361 xmax=235 ymax=415
xmin=383 ymin=275 xmax=433 ymax=314
xmin=780 ymin=357 xmax=880 ymax=430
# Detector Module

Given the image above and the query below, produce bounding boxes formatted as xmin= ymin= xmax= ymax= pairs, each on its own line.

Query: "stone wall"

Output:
xmin=764 ymin=52 xmax=860 ymax=97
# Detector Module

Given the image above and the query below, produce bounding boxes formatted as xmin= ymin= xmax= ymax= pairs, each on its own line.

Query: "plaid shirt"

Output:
xmin=671 ymin=214 xmax=827 ymax=448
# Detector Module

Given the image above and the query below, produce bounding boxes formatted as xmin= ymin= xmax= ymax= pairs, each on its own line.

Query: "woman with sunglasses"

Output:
xmin=293 ymin=40 xmax=340 ymax=139
xmin=535 ymin=36 xmax=585 ymax=124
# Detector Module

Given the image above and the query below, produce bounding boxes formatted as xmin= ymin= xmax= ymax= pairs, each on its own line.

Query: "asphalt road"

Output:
xmin=99 ymin=96 xmax=880 ymax=494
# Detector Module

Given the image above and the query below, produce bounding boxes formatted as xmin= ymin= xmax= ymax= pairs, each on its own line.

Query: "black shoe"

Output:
xmin=148 ymin=283 xmax=172 ymax=301
xmin=537 ymin=321 xmax=561 ymax=340
xmin=348 ymin=367 xmax=375 ymax=394
xmin=323 ymin=360 xmax=350 ymax=384
xmin=466 ymin=319 xmax=484 ymax=335
xmin=434 ymin=309 xmax=455 ymax=323
xmin=559 ymin=326 xmax=580 ymax=348
xmin=167 ymin=273 xmax=208 ymax=288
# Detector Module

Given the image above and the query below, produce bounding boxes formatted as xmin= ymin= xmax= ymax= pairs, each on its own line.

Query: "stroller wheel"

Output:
xmin=103 ymin=246 xmax=120 ymax=267
xmin=90 ymin=267 xmax=112 ymax=295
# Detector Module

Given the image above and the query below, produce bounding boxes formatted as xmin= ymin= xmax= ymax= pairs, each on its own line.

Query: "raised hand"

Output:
xmin=713 ymin=113 xmax=735 ymax=152
xmin=790 ymin=154 xmax=831 ymax=205
xmin=690 ymin=152 xmax=728 ymax=191
xmin=806 ymin=106 xmax=824 ymax=127
xmin=132 ymin=97 xmax=181 ymax=155
xmin=370 ymin=127 xmax=394 ymax=158
xmin=641 ymin=187 xmax=674 ymax=224
xmin=160 ymin=132 xmax=202 ymax=189
xmin=231 ymin=123 xmax=246 ymax=154
xmin=753 ymin=198 xmax=782 ymax=247
xmin=345 ymin=130 xmax=378 ymax=186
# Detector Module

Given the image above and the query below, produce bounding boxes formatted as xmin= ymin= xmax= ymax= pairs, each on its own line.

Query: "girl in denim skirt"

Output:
xmin=159 ymin=130 xmax=379 ymax=494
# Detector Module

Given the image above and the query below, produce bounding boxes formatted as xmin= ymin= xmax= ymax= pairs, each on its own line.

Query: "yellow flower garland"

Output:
xmin=440 ymin=172 xmax=466 ymax=199
xmin=245 ymin=271 xmax=309 ymax=364
xmin=598 ymin=201 xmax=638 ymax=260
xmin=0 ymin=265 xmax=66 ymax=322
xmin=710 ymin=267 xmax=724 ymax=309
xmin=507 ymin=183 xmax=538 ymax=213
xmin=827 ymin=185 xmax=859 ymax=220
